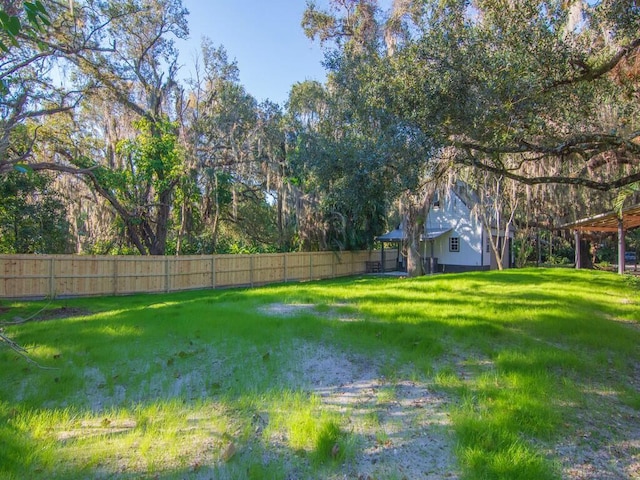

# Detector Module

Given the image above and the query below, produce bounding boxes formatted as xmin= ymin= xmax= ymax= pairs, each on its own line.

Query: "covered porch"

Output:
xmin=376 ymin=227 xmax=406 ymax=273
xmin=375 ymin=226 xmax=452 ymax=274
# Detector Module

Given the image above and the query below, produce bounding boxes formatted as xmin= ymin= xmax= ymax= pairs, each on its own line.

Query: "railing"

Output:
xmin=0 ymin=250 xmax=393 ymax=299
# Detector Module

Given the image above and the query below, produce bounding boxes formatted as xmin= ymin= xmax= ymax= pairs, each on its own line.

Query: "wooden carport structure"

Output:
xmin=561 ymin=203 xmax=640 ymax=274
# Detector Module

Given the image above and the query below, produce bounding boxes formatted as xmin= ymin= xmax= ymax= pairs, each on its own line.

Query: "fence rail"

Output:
xmin=0 ymin=250 xmax=392 ymax=299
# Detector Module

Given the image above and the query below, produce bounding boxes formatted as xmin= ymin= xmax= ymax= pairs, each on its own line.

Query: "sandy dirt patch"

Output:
xmin=259 ymin=302 xmax=360 ymax=322
xmin=283 ymin=341 xmax=460 ymax=479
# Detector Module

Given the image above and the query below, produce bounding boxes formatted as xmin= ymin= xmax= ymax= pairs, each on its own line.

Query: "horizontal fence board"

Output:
xmin=168 ymin=256 xmax=212 ymax=292
xmin=335 ymin=252 xmax=354 ymax=277
xmin=312 ymin=252 xmax=334 ymax=280
xmin=253 ymin=254 xmax=285 ymax=286
xmin=214 ymin=255 xmax=254 ymax=288
xmin=0 ymin=250 xmax=385 ymax=299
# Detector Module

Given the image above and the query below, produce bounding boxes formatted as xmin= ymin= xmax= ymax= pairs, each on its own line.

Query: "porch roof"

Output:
xmin=376 ymin=227 xmax=452 ymax=243
xmin=376 ymin=228 xmax=404 ymax=242
xmin=422 ymin=228 xmax=452 ymax=240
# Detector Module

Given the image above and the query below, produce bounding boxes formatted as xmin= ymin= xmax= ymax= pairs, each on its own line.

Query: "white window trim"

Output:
xmin=449 ymin=237 xmax=460 ymax=253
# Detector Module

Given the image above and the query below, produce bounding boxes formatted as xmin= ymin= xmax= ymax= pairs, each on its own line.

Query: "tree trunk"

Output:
xmin=150 ymin=194 xmax=171 ymax=255
xmin=581 ymin=239 xmax=594 ymax=269
xmin=211 ymin=173 xmax=221 ymax=252
xmin=405 ymin=200 xmax=425 ymax=277
xmin=176 ymin=196 xmax=188 ymax=255
xmin=406 ymin=231 xmax=424 ymax=277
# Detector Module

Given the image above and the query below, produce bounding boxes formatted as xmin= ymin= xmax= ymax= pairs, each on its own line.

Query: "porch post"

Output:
xmin=574 ymin=230 xmax=582 ymax=269
xmin=618 ymin=218 xmax=625 ymax=275
xmin=429 ymin=239 xmax=435 ymax=274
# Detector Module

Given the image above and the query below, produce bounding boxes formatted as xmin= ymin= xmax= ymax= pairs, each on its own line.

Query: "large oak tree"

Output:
xmin=378 ymin=0 xmax=640 ymax=191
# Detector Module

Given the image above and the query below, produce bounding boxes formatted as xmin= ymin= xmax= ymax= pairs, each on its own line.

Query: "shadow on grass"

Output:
xmin=1 ymin=268 xmax=638 ymax=479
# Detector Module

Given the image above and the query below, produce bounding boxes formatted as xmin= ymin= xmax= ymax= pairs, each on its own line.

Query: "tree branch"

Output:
xmin=548 ymin=37 xmax=640 ymax=89
xmin=0 ymin=331 xmax=58 ymax=370
xmin=27 ymin=161 xmax=150 ymax=254
xmin=458 ymin=150 xmax=640 ymax=191
xmin=454 ymin=131 xmax=640 ymax=159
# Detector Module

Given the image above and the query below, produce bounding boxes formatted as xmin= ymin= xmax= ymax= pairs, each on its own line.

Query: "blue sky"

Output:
xmin=177 ymin=0 xmax=331 ymax=106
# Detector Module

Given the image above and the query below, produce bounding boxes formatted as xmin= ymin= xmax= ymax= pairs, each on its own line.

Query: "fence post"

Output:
xmin=309 ymin=253 xmax=313 ymax=280
xmin=250 ymin=255 xmax=254 ymax=287
xmin=332 ymin=253 xmax=336 ymax=278
xmin=113 ymin=257 xmax=118 ymax=296
xmin=165 ymin=257 xmax=170 ymax=293
xmin=49 ymin=257 xmax=55 ymax=299
xmin=211 ymin=256 xmax=216 ymax=289
xmin=284 ymin=253 xmax=288 ymax=283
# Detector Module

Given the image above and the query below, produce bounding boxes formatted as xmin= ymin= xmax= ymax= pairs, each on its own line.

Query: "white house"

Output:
xmin=378 ymin=182 xmax=514 ymax=273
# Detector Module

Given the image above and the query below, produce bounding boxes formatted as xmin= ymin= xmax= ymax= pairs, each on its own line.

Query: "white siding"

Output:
xmin=424 ymin=191 xmax=484 ymax=267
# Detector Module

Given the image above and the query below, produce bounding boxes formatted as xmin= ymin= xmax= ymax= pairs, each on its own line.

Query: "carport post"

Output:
xmin=618 ymin=218 xmax=625 ymax=275
xmin=574 ymin=230 xmax=582 ymax=269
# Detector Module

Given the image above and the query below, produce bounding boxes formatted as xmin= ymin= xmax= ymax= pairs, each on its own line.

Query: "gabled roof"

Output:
xmin=560 ymin=203 xmax=640 ymax=232
xmin=451 ymin=181 xmax=480 ymax=210
xmin=376 ymin=228 xmax=404 ymax=242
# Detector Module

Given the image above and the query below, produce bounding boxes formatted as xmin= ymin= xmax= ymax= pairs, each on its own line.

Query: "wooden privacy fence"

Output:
xmin=0 ymin=250 xmax=392 ymax=299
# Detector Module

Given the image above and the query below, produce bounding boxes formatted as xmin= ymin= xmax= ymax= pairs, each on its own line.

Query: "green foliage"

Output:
xmin=0 ymin=10 xmax=21 ymax=51
xmin=0 ymin=1 xmax=49 ymax=52
xmin=116 ymin=118 xmax=183 ymax=196
xmin=312 ymin=0 xmax=640 ymax=192
xmin=0 ymin=1 xmax=50 ymax=96
xmin=545 ymin=254 xmax=570 ymax=266
xmin=286 ymin=60 xmax=429 ymax=250
xmin=83 ymin=116 xmax=187 ymax=254
xmin=513 ymin=236 xmax=535 ymax=268
xmin=0 ymin=171 xmax=71 ymax=253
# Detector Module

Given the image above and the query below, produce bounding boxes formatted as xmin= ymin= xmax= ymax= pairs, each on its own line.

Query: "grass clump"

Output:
xmin=263 ymin=391 xmax=356 ymax=466
xmin=313 ymin=420 xmax=348 ymax=463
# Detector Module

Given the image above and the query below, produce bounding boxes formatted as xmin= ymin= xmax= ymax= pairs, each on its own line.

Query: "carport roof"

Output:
xmin=560 ymin=203 xmax=640 ymax=232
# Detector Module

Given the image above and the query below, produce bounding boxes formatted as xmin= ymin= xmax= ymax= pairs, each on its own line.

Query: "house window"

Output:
xmin=486 ymin=238 xmax=491 ymax=253
xmin=449 ymin=237 xmax=460 ymax=252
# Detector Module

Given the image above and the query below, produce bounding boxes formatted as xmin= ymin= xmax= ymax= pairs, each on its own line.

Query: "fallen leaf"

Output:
xmin=331 ymin=443 xmax=340 ymax=459
xmin=222 ymin=442 xmax=236 ymax=462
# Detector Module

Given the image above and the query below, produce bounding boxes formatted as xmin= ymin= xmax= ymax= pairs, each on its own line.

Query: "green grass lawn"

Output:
xmin=1 ymin=268 xmax=639 ymax=479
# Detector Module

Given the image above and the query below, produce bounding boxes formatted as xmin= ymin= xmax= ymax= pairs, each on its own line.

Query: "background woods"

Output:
xmin=0 ymin=0 xmax=638 ymax=266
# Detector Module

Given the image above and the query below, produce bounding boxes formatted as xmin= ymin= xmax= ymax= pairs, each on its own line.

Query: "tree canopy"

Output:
xmin=0 ymin=0 xmax=637 ymax=259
